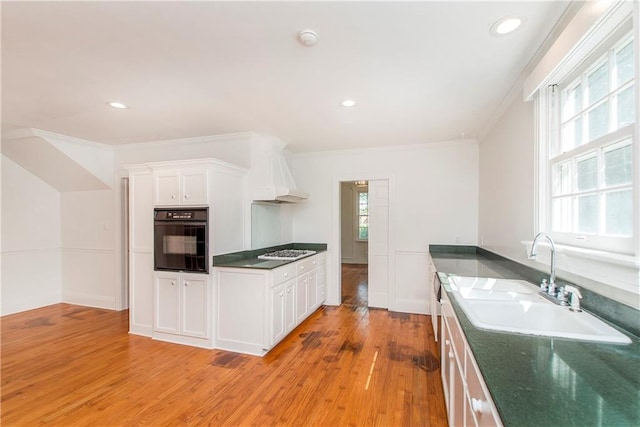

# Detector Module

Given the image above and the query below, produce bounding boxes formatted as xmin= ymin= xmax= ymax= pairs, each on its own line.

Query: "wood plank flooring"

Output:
xmin=342 ymin=263 xmax=369 ymax=307
xmin=2 ymin=302 xmax=446 ymax=426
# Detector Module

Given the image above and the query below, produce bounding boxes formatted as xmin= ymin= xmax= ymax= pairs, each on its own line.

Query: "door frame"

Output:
xmin=330 ymin=172 xmax=396 ymax=310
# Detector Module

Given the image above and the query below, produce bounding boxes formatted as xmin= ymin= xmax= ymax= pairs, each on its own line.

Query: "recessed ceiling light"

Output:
xmin=490 ymin=17 xmax=522 ymax=36
xmin=107 ymin=102 xmax=128 ymax=109
xmin=341 ymin=99 xmax=356 ymax=107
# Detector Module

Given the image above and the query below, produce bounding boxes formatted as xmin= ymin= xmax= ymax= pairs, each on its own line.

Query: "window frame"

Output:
xmin=538 ymin=24 xmax=636 ymax=256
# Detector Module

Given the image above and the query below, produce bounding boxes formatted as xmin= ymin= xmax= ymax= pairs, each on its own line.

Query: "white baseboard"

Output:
xmin=62 ymin=291 xmax=116 ymax=310
xmin=1 ymin=293 xmax=62 ymax=316
xmin=394 ymin=297 xmax=429 ymax=315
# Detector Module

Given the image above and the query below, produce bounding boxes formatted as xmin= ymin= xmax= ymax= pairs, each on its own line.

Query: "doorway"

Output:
xmin=340 ymin=181 xmax=369 ymax=306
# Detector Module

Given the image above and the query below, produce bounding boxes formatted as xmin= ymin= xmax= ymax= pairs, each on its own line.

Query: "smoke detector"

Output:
xmin=298 ymin=30 xmax=318 ymax=47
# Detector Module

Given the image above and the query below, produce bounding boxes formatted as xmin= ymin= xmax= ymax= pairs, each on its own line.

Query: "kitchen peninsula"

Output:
xmin=213 ymin=243 xmax=327 ymax=356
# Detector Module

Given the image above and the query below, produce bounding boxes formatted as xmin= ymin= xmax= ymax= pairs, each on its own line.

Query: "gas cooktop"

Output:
xmin=257 ymin=249 xmax=316 ymax=261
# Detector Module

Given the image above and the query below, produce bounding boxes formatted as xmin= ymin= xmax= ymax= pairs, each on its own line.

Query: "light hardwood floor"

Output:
xmin=2 ymin=296 xmax=446 ymax=426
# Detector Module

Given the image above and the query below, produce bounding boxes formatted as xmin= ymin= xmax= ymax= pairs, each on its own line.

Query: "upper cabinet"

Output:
xmin=154 ymin=167 xmax=209 ymax=206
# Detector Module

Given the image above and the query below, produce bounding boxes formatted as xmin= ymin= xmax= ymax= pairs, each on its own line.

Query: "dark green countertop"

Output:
xmin=212 ymin=243 xmax=327 ymax=270
xmin=431 ymin=246 xmax=640 ymax=427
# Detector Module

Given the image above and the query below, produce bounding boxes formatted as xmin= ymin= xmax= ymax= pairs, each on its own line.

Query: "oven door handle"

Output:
xmin=154 ymin=221 xmax=207 ymax=227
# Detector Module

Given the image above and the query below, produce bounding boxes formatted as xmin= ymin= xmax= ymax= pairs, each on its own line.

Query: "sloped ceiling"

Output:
xmin=1 ymin=1 xmax=569 ymax=152
xmin=2 ymin=131 xmax=110 ymax=191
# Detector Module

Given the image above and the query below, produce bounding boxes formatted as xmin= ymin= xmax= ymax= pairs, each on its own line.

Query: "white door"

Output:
xmin=367 ymin=180 xmax=389 ymax=308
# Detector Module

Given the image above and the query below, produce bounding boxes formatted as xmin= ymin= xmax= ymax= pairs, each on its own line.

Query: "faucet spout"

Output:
xmin=529 ymin=232 xmax=557 ymax=295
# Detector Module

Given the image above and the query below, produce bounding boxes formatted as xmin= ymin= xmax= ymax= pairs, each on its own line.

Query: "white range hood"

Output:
xmin=251 ymin=137 xmax=308 ymax=203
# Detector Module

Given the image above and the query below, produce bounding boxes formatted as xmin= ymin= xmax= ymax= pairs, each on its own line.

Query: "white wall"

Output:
xmin=61 ymin=190 xmax=117 ymax=309
xmin=341 ymin=182 xmax=368 ymax=264
xmin=1 ymin=155 xmax=62 ymax=315
xmin=292 ymin=140 xmax=479 ymax=313
xmin=478 ymin=95 xmax=535 ymax=259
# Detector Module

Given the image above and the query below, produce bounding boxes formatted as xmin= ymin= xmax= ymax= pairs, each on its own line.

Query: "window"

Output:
xmin=357 ymin=190 xmax=368 ymax=241
xmin=543 ymin=28 xmax=635 ymax=255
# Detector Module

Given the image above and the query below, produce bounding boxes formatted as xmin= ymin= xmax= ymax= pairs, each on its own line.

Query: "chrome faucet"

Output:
xmin=528 ymin=232 xmax=557 ymax=296
xmin=563 ymin=285 xmax=583 ymax=312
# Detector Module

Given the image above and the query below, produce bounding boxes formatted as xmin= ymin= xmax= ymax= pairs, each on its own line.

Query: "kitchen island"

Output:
xmin=213 ymin=243 xmax=327 ymax=356
xmin=430 ymin=245 xmax=640 ymax=427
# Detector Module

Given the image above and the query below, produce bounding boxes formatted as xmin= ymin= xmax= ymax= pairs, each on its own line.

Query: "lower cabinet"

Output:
xmin=271 ymin=279 xmax=295 ymax=346
xmin=215 ymin=252 xmax=326 ymax=356
xmin=296 ymin=274 xmax=309 ymax=324
xmin=441 ymin=291 xmax=502 ymax=427
xmin=154 ymin=272 xmax=211 ymax=348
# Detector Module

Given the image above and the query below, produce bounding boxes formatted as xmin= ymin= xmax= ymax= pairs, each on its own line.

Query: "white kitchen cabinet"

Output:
xmin=440 ymin=290 xmax=502 ymax=427
xmin=316 ymin=253 xmax=327 ymax=305
xmin=215 ymin=252 xmax=326 ymax=356
xmin=307 ymin=270 xmax=317 ymax=311
xmin=154 ymin=272 xmax=211 ymax=346
xmin=155 ymin=274 xmax=180 ymax=334
xmin=428 ymin=255 xmax=439 ymax=342
xmin=270 ymin=279 xmax=296 ymax=346
xmin=295 ymin=274 xmax=309 ymax=323
xmin=271 ymin=282 xmax=286 ymax=345
xmin=153 ymin=167 xmax=208 ymax=206
xmin=127 ymin=168 xmax=154 ymax=337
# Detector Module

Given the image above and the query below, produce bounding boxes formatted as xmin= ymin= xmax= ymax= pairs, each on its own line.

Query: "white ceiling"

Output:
xmin=1 ymin=1 xmax=569 ymax=153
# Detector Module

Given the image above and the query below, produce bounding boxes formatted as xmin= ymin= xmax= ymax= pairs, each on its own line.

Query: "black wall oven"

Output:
xmin=154 ymin=208 xmax=208 ymax=274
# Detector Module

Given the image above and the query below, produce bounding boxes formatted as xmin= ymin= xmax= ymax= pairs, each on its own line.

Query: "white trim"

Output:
xmin=524 ymin=1 xmax=633 ymax=100
xmin=62 ymin=292 xmax=116 ymax=310
xmin=521 ymin=240 xmax=639 ymax=268
xmin=114 ymin=131 xmax=258 ymax=150
xmin=535 ymin=8 xmax=638 ymax=258
xmin=2 ymin=127 xmax=111 ymax=151
xmin=294 ymin=138 xmax=477 ymax=159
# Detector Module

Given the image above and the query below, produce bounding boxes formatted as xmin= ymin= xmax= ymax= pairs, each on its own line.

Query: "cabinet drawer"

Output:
xmin=297 ymin=258 xmax=315 ymax=275
xmin=272 ymin=264 xmax=296 ymax=285
xmin=442 ymin=301 xmax=465 ymax=361
xmin=466 ymin=349 xmax=500 ymax=427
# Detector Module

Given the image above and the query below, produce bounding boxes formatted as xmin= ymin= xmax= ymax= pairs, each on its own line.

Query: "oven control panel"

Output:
xmin=166 ymin=211 xmax=194 ymax=219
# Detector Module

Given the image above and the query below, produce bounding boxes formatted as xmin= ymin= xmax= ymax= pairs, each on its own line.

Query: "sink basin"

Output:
xmin=449 ymin=276 xmax=538 ymax=301
xmin=449 ymin=277 xmax=631 ymax=344
xmin=449 ymin=276 xmax=537 ymax=294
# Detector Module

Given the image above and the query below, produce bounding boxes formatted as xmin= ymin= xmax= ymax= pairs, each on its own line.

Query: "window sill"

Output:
xmin=521 ymin=241 xmax=639 ymax=269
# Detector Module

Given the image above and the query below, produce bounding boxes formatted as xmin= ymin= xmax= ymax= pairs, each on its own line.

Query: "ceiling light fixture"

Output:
xmin=490 ymin=17 xmax=522 ymax=36
xmin=298 ymin=30 xmax=318 ymax=47
xmin=341 ymin=99 xmax=356 ymax=107
xmin=107 ymin=102 xmax=128 ymax=109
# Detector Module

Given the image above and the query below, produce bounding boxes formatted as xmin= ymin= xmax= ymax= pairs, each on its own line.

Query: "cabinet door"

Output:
xmin=271 ymin=283 xmax=286 ymax=346
xmin=181 ymin=168 xmax=208 ymax=205
xmin=317 ymin=285 xmax=326 ymax=305
xmin=155 ymin=275 xmax=180 ymax=334
xmin=307 ymin=270 xmax=317 ymax=311
xmin=451 ymin=351 xmax=465 ymax=427
xmin=181 ymin=276 xmax=208 ymax=338
xmin=284 ymin=281 xmax=296 ymax=333
xmin=441 ymin=317 xmax=452 ymax=415
xmin=296 ymin=275 xmax=308 ymax=323
xmin=154 ymin=171 xmax=180 ymax=205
